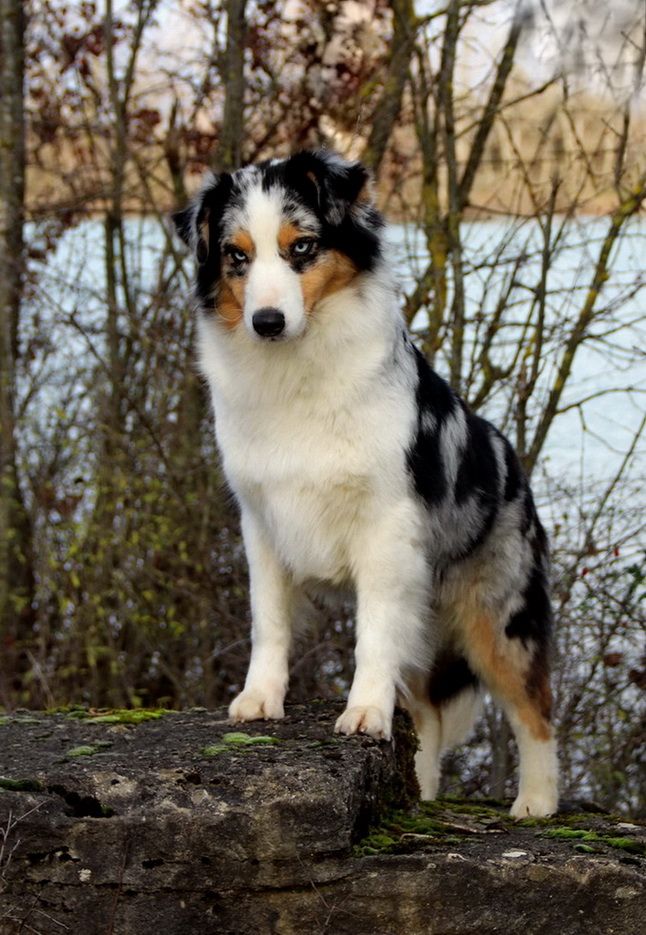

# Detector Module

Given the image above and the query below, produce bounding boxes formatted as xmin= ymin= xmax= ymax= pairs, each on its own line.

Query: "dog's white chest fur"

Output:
xmin=228 ymin=413 xmax=372 ymax=583
xmin=198 ymin=282 xmax=417 ymax=585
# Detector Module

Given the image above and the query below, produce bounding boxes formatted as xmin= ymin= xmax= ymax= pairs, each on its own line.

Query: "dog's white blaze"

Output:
xmin=241 ymin=185 xmax=307 ymax=339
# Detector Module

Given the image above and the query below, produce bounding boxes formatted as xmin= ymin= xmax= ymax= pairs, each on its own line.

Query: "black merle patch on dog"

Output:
xmin=413 ymin=346 xmax=455 ymax=423
xmin=450 ymin=497 xmax=499 ymax=563
xmin=281 ymin=150 xmax=369 ymax=221
xmin=428 ymin=651 xmax=479 ymax=706
xmin=454 ymin=412 xmax=499 ymax=507
xmin=501 ymin=434 xmax=523 ymax=502
xmin=441 ymin=408 xmax=500 ymax=560
xmin=172 ymin=173 xmax=238 ymax=311
xmin=505 ymin=522 xmax=552 ymax=646
xmin=406 ymin=346 xmax=456 ymax=506
xmin=519 ymin=486 xmax=535 ymax=537
xmin=266 ymin=151 xmax=383 ymax=272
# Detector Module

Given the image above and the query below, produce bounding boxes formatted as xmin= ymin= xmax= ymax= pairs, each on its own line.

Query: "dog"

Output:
xmin=173 ymin=149 xmax=559 ymax=817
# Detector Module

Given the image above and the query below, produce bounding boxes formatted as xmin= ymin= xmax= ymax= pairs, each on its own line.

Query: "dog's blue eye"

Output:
xmin=226 ymin=246 xmax=248 ymax=264
xmin=292 ymin=239 xmax=316 ymax=256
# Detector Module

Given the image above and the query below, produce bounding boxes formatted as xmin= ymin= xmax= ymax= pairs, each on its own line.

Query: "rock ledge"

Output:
xmin=0 ymin=703 xmax=643 ymax=934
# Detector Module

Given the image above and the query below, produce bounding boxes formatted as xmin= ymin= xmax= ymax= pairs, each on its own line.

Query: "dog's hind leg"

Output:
xmin=407 ymin=683 xmax=442 ymax=800
xmin=457 ymin=602 xmax=558 ymax=818
xmin=229 ymin=511 xmax=295 ymax=723
xmin=503 ymin=685 xmax=558 ymax=819
xmin=407 ymin=657 xmax=482 ymax=800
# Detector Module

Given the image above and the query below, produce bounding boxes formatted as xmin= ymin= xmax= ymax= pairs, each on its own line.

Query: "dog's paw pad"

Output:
xmin=229 ymin=690 xmax=285 ymax=723
xmin=334 ymin=705 xmax=392 ymax=741
xmin=510 ymin=792 xmax=558 ymax=819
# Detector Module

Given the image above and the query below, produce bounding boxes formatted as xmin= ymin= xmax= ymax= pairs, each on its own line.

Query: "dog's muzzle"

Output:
xmin=252 ymin=307 xmax=285 ymax=338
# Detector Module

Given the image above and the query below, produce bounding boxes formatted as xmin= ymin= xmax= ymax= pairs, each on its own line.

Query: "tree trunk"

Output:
xmin=213 ymin=0 xmax=248 ymax=173
xmin=0 ymin=0 xmax=34 ymax=703
xmin=361 ymin=0 xmax=417 ymax=176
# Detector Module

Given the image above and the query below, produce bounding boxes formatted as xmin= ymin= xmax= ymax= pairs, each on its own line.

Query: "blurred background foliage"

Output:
xmin=0 ymin=0 xmax=644 ymax=813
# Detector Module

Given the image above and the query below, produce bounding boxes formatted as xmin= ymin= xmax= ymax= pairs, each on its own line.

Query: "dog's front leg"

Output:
xmin=229 ymin=512 xmax=294 ymax=723
xmin=335 ymin=505 xmax=429 ymax=741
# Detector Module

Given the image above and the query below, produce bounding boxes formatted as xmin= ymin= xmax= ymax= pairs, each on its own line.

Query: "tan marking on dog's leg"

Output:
xmin=452 ymin=598 xmax=558 ymax=817
xmin=458 ymin=608 xmax=551 ymax=742
xmin=526 ymin=650 xmax=553 ymax=723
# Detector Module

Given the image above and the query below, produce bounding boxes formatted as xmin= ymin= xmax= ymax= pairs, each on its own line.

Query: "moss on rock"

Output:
xmin=0 ymin=777 xmax=43 ymax=792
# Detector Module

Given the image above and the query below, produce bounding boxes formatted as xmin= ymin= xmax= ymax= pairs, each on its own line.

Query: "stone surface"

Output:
xmin=0 ymin=703 xmax=643 ymax=934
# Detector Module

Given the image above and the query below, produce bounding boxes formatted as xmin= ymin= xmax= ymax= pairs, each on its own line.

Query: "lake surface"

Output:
xmin=33 ymin=214 xmax=645 ymax=504
xmin=389 ymin=217 xmax=645 ymax=490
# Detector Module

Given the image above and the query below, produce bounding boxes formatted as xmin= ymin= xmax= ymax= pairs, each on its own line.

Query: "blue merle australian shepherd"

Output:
xmin=173 ymin=150 xmax=558 ymax=817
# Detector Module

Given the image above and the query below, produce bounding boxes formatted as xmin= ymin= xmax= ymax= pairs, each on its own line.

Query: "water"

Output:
xmin=387 ymin=216 xmax=645 ymax=488
xmin=30 ymin=214 xmax=645 ymax=494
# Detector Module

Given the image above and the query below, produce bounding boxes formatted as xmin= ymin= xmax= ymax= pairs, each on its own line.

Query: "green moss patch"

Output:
xmin=66 ymin=745 xmax=99 ymax=757
xmin=85 ymin=708 xmax=173 ymax=724
xmin=201 ymin=732 xmax=282 ymax=756
xmin=0 ymin=777 xmax=43 ymax=793
xmin=65 ymin=740 xmax=112 ymax=758
xmin=46 ymin=706 xmax=173 ymax=724
xmin=354 ymin=802 xmax=476 ymax=857
xmin=541 ymin=827 xmax=645 ymax=856
xmin=222 ymin=732 xmax=280 ymax=746
xmin=543 ymin=828 xmax=590 ymax=840
xmin=423 ymin=797 xmax=508 ymax=822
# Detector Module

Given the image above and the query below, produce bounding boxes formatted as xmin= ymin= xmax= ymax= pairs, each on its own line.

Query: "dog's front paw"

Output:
xmin=229 ymin=687 xmax=285 ymax=723
xmin=334 ymin=705 xmax=392 ymax=741
xmin=510 ymin=790 xmax=558 ymax=819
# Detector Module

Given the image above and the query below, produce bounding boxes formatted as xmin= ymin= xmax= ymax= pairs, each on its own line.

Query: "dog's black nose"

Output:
xmin=252 ymin=307 xmax=285 ymax=338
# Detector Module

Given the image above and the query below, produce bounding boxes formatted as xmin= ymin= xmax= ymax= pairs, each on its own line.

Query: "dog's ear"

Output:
xmin=172 ymin=173 xmax=232 ymax=265
xmin=172 ymin=205 xmax=194 ymax=247
xmin=286 ymin=151 xmax=373 ymax=226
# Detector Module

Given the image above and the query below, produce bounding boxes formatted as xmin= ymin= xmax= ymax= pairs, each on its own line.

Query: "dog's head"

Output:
xmin=173 ymin=150 xmax=383 ymax=341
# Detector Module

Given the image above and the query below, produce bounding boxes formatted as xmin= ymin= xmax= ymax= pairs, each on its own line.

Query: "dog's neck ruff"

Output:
xmin=197 ymin=260 xmax=403 ymax=411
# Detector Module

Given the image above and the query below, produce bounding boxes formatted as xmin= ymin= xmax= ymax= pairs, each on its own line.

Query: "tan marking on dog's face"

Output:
xmin=229 ymin=230 xmax=255 ymax=256
xmin=300 ymin=250 xmax=358 ymax=313
xmin=277 ymin=222 xmax=304 ymax=253
xmin=215 ymin=229 xmax=255 ymax=329
xmin=215 ymin=277 xmax=245 ymax=330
